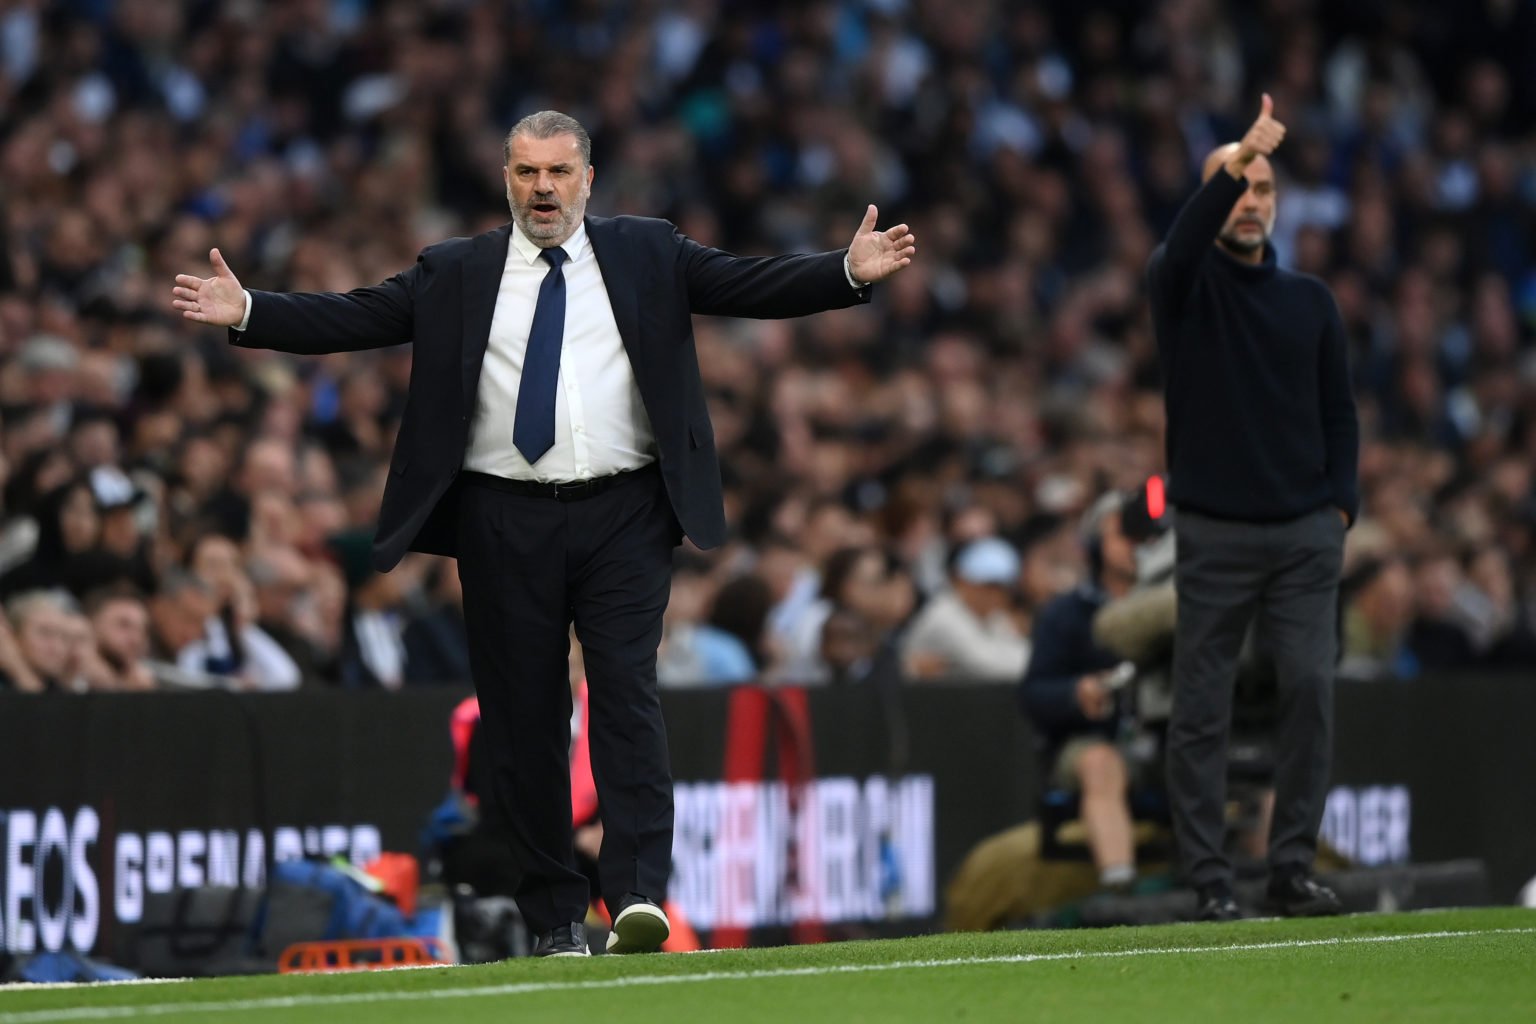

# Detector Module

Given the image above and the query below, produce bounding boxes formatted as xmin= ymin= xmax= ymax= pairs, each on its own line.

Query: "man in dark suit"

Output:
xmin=172 ymin=110 xmax=917 ymax=957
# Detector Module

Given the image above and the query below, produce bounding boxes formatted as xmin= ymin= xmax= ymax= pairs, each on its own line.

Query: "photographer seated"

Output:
xmin=1020 ymin=491 xmax=1147 ymax=893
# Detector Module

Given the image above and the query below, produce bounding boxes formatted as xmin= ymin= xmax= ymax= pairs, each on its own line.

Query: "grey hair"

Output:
xmin=6 ymin=588 xmax=78 ymax=627
xmin=503 ymin=111 xmax=591 ymax=166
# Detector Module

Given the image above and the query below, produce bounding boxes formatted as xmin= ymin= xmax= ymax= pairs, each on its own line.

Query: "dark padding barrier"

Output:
xmin=0 ymin=677 xmax=1530 ymax=955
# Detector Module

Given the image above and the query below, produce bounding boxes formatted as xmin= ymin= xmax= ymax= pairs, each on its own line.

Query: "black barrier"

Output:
xmin=0 ymin=690 xmax=462 ymax=961
xmin=0 ymin=677 xmax=1531 ymax=958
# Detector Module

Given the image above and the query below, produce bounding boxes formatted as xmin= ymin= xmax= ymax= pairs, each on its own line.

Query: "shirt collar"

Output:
xmin=509 ymin=219 xmax=588 ymax=267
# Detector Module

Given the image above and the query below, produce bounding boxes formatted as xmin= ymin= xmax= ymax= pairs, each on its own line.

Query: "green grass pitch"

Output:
xmin=1 ymin=908 xmax=1532 ymax=1023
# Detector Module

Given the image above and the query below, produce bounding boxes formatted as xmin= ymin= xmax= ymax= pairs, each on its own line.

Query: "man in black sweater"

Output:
xmin=1148 ymin=95 xmax=1358 ymax=921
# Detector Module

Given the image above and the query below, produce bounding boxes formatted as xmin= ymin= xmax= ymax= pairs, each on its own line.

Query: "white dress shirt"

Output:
xmin=352 ymin=609 xmax=406 ymax=690
xmin=463 ymin=221 xmax=656 ymax=482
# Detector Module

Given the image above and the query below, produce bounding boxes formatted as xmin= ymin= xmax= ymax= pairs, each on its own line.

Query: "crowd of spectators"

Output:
xmin=2 ymin=0 xmax=1534 ymax=693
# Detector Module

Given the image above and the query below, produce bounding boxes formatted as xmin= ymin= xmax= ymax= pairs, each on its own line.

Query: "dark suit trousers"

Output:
xmin=1167 ymin=505 xmax=1345 ymax=890
xmin=454 ymin=467 xmax=676 ymax=935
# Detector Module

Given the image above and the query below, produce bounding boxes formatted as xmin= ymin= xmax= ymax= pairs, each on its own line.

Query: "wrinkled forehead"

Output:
xmin=506 ymin=132 xmax=587 ymax=169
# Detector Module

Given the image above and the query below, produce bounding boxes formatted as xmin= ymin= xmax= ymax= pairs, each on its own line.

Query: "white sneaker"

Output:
xmin=606 ymin=899 xmax=670 ymax=954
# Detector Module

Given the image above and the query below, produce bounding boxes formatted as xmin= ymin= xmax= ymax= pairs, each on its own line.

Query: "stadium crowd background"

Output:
xmin=1 ymin=0 xmax=1534 ymax=694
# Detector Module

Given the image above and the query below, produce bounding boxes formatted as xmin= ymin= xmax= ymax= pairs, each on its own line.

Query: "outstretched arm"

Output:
xmin=683 ymin=205 xmax=916 ymax=318
xmin=172 ymin=248 xmax=416 ymax=354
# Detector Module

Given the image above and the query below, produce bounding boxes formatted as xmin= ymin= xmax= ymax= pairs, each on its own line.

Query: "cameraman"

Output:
xmin=1020 ymin=492 xmax=1144 ymax=893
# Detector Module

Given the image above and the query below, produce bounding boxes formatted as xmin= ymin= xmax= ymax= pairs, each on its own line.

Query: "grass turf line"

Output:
xmin=0 ymin=908 xmax=1532 ymax=1023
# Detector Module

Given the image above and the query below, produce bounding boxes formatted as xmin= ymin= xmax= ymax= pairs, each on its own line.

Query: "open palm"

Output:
xmin=171 ymin=248 xmax=246 ymax=326
xmin=847 ymin=205 xmax=917 ymax=285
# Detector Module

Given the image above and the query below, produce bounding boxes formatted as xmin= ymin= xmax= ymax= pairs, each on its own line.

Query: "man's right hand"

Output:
xmin=171 ymin=248 xmax=246 ymax=327
xmin=1227 ymin=93 xmax=1286 ymax=178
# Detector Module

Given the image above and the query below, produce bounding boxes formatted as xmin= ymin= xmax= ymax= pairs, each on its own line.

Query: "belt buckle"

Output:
xmin=554 ymin=479 xmax=589 ymax=502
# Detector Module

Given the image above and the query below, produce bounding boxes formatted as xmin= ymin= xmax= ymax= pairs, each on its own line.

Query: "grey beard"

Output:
xmin=1218 ymin=230 xmax=1266 ymax=256
xmin=512 ymin=206 xmax=578 ymax=245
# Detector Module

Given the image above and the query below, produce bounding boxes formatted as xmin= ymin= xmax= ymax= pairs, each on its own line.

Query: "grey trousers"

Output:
xmin=1167 ymin=504 xmax=1345 ymax=889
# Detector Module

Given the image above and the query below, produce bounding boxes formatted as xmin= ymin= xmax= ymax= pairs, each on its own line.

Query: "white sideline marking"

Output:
xmin=1 ymin=927 xmax=1532 ymax=1022
xmin=0 ymin=981 xmax=191 ymax=994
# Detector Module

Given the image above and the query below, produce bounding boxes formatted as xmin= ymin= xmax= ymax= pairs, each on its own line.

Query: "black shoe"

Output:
xmin=1266 ymin=873 xmax=1342 ymax=917
xmin=533 ymin=922 xmax=590 ymax=957
xmin=1193 ymin=884 xmax=1242 ymax=922
xmin=606 ymin=893 xmax=670 ymax=954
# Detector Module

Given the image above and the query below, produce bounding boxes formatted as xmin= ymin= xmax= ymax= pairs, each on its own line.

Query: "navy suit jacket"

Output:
xmin=232 ymin=215 xmax=869 ymax=571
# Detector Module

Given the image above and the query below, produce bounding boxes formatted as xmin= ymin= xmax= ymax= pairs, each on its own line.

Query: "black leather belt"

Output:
xmin=460 ymin=463 xmax=656 ymax=502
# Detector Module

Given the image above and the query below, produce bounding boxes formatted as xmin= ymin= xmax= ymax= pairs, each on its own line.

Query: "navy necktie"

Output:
xmin=513 ymin=246 xmax=568 ymax=465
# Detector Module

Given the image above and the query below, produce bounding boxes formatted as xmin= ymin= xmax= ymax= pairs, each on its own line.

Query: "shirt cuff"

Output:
xmin=843 ymin=252 xmax=867 ymax=290
xmin=234 ymin=290 xmax=252 ymax=332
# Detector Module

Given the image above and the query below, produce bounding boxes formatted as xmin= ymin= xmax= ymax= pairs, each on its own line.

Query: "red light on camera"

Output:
xmin=1146 ymin=476 xmax=1166 ymax=519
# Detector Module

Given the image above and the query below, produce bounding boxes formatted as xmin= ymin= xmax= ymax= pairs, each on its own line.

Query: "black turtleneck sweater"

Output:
xmin=1148 ymin=170 xmax=1359 ymax=524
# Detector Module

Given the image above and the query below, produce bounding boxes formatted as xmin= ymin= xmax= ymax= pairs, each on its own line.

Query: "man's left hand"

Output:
xmin=847 ymin=205 xmax=916 ymax=285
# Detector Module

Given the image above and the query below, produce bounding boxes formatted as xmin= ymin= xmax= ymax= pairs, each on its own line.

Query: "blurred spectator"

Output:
xmin=86 ymin=465 xmax=157 ymax=589
xmin=0 ymin=611 xmax=44 ymax=692
xmin=147 ymin=571 xmax=214 ymax=674
xmin=403 ymin=558 xmax=472 ymax=686
xmin=297 ymin=562 xmax=350 ymax=683
xmin=248 ymin=547 xmax=336 ymax=685
xmin=780 ymin=545 xmax=914 ymax=684
xmin=701 ymin=574 xmax=776 ymax=683
xmin=0 ymin=478 xmax=99 ymax=597
xmin=4 ymin=590 xmax=78 ymax=692
xmin=178 ymin=535 xmax=301 ymax=690
xmin=657 ymin=555 xmax=762 ymax=686
xmin=768 ymin=500 xmax=870 ymax=673
xmin=817 ymin=606 xmax=873 ymax=684
xmin=1340 ymin=557 xmax=1418 ymax=681
xmin=1406 ymin=550 xmax=1477 ymax=669
xmin=202 ymin=438 xmax=298 ymax=543
xmin=903 ymin=538 xmax=1030 ymax=683
xmin=83 ymin=584 xmax=156 ymax=692
xmin=1464 ymin=547 xmax=1536 ymax=667
xmin=330 ymin=532 xmax=418 ymax=691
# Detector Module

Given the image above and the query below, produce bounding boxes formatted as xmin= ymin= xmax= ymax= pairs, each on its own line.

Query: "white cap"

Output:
xmin=954 ymin=537 xmax=1020 ymax=587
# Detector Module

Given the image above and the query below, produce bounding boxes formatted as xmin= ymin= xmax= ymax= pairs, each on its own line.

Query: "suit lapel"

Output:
xmin=585 ymin=216 xmax=644 ymax=380
xmin=460 ymin=223 xmax=513 ymax=410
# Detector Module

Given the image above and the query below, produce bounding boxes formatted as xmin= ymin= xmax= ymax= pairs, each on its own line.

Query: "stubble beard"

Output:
xmin=1217 ymin=232 xmax=1264 ymax=257
xmin=509 ymin=191 xmax=586 ymax=248
xmin=1218 ymin=215 xmax=1272 ymax=258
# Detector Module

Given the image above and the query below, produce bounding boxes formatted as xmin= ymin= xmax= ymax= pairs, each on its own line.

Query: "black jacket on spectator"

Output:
xmin=1020 ymin=586 xmax=1122 ymax=749
xmin=1147 ymin=172 xmax=1360 ymax=524
xmin=233 ymin=215 xmax=866 ymax=571
xmin=337 ymin=609 xmax=407 ymax=690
